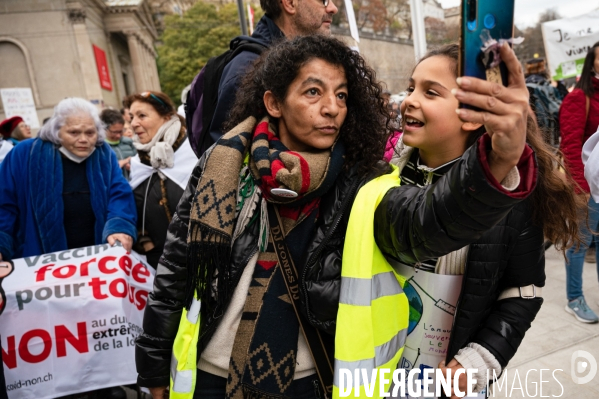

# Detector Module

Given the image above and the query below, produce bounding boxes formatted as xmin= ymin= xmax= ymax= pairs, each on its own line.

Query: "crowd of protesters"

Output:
xmin=0 ymin=1 xmax=598 ymax=397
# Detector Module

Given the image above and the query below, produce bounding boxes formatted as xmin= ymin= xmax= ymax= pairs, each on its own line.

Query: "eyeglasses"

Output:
xmin=140 ymin=91 xmax=169 ymax=109
xmin=108 ymin=128 xmax=124 ymax=135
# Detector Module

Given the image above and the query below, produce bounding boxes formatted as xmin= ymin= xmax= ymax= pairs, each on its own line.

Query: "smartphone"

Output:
xmin=459 ymin=0 xmax=515 ymax=87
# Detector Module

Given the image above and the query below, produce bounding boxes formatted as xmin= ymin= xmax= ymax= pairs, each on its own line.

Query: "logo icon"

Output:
xmin=571 ymin=350 xmax=597 ymax=384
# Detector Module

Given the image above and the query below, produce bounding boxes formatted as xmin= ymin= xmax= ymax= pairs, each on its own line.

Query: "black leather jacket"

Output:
xmin=444 ymin=199 xmax=544 ymax=368
xmin=135 ymin=140 xmax=535 ymax=387
xmin=305 ymin=143 xmax=544 ymax=368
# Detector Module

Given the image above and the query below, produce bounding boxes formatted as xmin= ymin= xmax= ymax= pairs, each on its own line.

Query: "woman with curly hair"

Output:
xmin=135 ymin=35 xmax=537 ymax=399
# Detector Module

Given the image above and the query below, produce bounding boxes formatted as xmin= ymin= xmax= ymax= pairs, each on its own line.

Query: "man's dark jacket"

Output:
xmin=204 ymin=15 xmax=283 ymax=150
xmin=135 ymin=140 xmax=537 ymax=387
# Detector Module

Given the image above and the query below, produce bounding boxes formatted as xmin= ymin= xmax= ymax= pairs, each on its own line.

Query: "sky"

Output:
xmin=439 ymin=0 xmax=599 ymax=29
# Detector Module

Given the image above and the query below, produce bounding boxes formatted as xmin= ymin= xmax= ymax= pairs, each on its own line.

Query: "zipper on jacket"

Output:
xmin=300 ymin=177 xmax=361 ymax=325
xmin=425 ymin=171 xmax=434 ymax=186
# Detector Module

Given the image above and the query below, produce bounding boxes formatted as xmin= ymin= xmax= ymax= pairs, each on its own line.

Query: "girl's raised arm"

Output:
xmin=452 ymin=43 xmax=529 ymax=183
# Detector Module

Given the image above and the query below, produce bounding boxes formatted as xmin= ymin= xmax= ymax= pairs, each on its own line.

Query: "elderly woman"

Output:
xmin=125 ymin=91 xmax=197 ymax=268
xmin=0 ymin=116 xmax=31 ymax=147
xmin=135 ymin=36 xmax=536 ymax=399
xmin=0 ymin=97 xmax=136 ymax=261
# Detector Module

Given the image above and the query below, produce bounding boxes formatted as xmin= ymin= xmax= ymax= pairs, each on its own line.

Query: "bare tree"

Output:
xmin=514 ymin=8 xmax=561 ymax=63
xmin=335 ymin=0 xmax=411 ymax=36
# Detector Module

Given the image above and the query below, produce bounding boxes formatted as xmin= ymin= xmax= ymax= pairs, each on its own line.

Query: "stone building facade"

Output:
xmin=0 ymin=0 xmax=161 ymax=124
xmin=444 ymin=6 xmax=460 ymax=28
xmin=422 ymin=0 xmax=445 ymax=20
xmin=332 ymin=27 xmax=416 ymax=94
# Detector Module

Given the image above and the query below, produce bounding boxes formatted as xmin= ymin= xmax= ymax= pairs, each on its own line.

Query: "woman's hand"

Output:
xmin=107 ymin=233 xmax=133 ymax=252
xmin=149 ymin=386 xmax=169 ymax=399
xmin=118 ymin=157 xmax=132 ymax=170
xmin=438 ymin=358 xmax=473 ymax=399
xmin=453 ymin=42 xmax=529 ymax=183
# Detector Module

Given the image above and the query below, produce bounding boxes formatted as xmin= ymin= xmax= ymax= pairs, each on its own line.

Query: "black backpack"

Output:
xmin=185 ymin=37 xmax=266 ymax=157
xmin=526 ymin=80 xmax=564 ymax=147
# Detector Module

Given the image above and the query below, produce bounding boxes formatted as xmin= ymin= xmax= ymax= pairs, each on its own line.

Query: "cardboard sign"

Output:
xmin=541 ymin=11 xmax=599 ymax=81
xmin=0 ymin=88 xmax=40 ymax=129
xmin=0 ymin=244 xmax=154 ymax=399
xmin=93 ymin=45 xmax=113 ymax=91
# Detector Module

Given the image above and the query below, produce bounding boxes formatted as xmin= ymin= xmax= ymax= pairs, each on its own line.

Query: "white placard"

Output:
xmin=390 ymin=262 xmax=485 ymax=399
xmin=0 ymin=88 xmax=40 ymax=129
xmin=0 ymin=244 xmax=155 ymax=399
xmin=541 ymin=11 xmax=599 ymax=81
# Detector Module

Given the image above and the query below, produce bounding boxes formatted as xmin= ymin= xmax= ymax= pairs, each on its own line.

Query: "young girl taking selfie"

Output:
xmin=387 ymin=44 xmax=583 ymax=397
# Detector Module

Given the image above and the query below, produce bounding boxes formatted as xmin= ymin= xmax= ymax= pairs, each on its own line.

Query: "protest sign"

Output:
xmin=0 ymin=88 xmax=40 ymax=129
xmin=541 ymin=11 xmax=599 ymax=81
xmin=0 ymin=244 xmax=154 ymax=399
xmin=390 ymin=263 xmax=485 ymax=399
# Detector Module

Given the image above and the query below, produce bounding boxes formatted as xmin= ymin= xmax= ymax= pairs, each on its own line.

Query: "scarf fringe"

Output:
xmin=185 ymin=222 xmax=232 ymax=310
xmin=242 ymin=385 xmax=286 ymax=399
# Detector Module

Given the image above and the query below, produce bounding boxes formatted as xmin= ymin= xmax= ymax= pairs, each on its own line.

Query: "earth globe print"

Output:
xmin=403 ymin=279 xmax=423 ymax=335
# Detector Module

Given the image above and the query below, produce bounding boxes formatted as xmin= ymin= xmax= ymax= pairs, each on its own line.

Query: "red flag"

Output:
xmin=93 ymin=45 xmax=112 ymax=91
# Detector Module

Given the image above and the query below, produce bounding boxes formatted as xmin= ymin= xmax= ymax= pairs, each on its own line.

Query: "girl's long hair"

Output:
xmin=575 ymin=41 xmax=599 ymax=97
xmin=417 ymin=44 xmax=585 ymax=250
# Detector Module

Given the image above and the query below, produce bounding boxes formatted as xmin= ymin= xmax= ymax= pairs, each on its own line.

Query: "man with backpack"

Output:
xmin=186 ymin=0 xmax=340 ymax=157
xmin=524 ymin=57 xmax=564 ymax=148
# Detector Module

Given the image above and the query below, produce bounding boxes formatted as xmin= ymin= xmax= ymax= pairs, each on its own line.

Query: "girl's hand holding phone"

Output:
xmin=453 ymin=42 xmax=529 ymax=183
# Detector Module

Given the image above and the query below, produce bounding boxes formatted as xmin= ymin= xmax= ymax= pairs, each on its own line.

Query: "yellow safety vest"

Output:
xmin=170 ymin=168 xmax=408 ymax=399
xmin=170 ymin=296 xmax=202 ymax=399
xmin=334 ymin=166 xmax=409 ymax=399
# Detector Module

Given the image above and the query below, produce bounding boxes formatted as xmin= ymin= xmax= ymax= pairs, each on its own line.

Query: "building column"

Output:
xmin=144 ymin=40 xmax=160 ymax=91
xmin=67 ymin=3 xmax=103 ymax=102
xmin=105 ymin=32 xmax=122 ymax=103
xmin=139 ymin=42 xmax=150 ymax=91
xmin=151 ymin=48 xmax=161 ymax=91
xmin=125 ymin=31 xmax=145 ymax=92
xmin=139 ymin=36 xmax=160 ymax=92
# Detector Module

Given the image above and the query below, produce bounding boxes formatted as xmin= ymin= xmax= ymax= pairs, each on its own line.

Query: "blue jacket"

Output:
xmin=0 ymin=138 xmax=137 ymax=260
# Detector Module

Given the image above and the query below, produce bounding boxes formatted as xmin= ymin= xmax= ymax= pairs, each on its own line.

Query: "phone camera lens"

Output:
xmin=466 ymin=0 xmax=477 ymax=31
xmin=467 ymin=0 xmax=477 ymax=22
xmin=484 ymin=14 xmax=496 ymax=29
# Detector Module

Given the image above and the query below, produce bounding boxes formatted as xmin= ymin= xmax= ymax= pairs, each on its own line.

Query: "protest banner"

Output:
xmin=541 ymin=11 xmax=599 ymax=81
xmin=0 ymin=244 xmax=154 ymax=399
xmin=0 ymin=88 xmax=41 ymax=129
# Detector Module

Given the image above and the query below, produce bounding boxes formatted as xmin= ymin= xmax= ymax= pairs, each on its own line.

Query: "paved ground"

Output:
xmin=125 ymin=246 xmax=599 ymax=399
xmin=488 ymin=246 xmax=599 ymax=398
